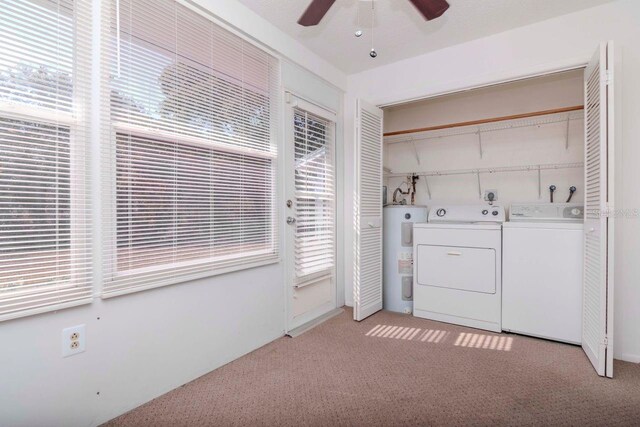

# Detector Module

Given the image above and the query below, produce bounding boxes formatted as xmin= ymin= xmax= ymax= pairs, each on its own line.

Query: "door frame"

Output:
xmin=283 ymin=91 xmax=339 ymax=333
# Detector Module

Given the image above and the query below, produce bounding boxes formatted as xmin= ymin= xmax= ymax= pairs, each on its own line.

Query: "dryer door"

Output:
xmin=416 ymin=245 xmax=496 ymax=294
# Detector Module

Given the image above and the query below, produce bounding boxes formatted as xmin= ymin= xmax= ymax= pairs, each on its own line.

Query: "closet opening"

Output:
xmin=367 ymin=64 xmax=613 ymax=376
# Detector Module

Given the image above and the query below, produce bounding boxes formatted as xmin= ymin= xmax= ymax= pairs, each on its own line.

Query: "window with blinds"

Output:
xmin=0 ymin=0 xmax=92 ymax=320
xmin=293 ymin=108 xmax=335 ymax=284
xmin=102 ymin=0 xmax=280 ymax=296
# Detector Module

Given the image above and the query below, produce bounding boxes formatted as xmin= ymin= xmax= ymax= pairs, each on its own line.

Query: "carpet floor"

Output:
xmin=105 ymin=308 xmax=640 ymax=426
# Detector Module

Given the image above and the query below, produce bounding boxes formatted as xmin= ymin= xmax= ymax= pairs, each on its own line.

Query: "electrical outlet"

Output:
xmin=484 ymin=189 xmax=498 ymax=202
xmin=62 ymin=324 xmax=86 ymax=358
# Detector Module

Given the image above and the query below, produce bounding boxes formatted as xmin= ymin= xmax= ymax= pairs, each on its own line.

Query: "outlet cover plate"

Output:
xmin=62 ymin=324 xmax=86 ymax=358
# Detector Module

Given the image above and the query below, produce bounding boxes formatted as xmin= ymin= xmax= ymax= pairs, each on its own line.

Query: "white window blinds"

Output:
xmin=293 ymin=107 xmax=335 ymax=284
xmin=102 ymin=0 xmax=280 ymax=296
xmin=0 ymin=0 xmax=93 ymax=320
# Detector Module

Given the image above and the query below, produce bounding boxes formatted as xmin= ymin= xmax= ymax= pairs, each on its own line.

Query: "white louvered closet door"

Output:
xmin=353 ymin=100 xmax=383 ymax=321
xmin=582 ymin=42 xmax=615 ymax=378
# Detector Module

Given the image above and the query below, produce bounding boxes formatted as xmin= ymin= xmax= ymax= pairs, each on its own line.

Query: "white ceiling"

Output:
xmin=238 ymin=0 xmax=614 ymax=74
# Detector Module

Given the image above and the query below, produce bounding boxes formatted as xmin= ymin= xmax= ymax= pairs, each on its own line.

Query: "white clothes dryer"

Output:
xmin=413 ymin=205 xmax=505 ymax=332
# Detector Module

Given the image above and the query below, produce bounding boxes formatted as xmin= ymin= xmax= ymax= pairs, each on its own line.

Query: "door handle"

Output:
xmin=287 ymin=217 xmax=296 ymax=225
xmin=447 ymin=251 xmax=462 ymax=256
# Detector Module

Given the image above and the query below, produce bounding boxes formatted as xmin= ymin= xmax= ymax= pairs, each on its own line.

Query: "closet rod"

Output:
xmin=385 ymin=162 xmax=584 ymax=179
xmin=383 ymin=105 xmax=584 ymax=137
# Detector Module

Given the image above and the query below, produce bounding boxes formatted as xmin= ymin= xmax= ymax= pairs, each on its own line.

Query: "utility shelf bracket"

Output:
xmin=424 ymin=176 xmax=432 ymax=199
xmin=565 ymin=115 xmax=571 ymax=150
xmin=411 ymin=139 xmax=421 ymax=165
xmin=537 ymin=165 xmax=542 ymax=199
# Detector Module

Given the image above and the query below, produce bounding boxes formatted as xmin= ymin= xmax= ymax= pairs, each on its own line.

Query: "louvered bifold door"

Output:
xmin=582 ymin=42 xmax=615 ymax=378
xmin=353 ymin=100 xmax=383 ymax=321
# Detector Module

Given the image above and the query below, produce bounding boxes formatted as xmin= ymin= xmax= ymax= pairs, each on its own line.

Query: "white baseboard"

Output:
xmin=617 ymin=353 xmax=640 ymax=364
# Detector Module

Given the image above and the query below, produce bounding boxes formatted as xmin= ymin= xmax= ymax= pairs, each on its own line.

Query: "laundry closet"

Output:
xmin=359 ymin=62 xmax=614 ymax=376
xmin=383 ymin=71 xmax=584 ymax=207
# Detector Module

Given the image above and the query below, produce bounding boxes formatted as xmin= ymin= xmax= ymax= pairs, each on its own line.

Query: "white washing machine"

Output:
xmin=502 ymin=203 xmax=584 ymax=344
xmin=413 ymin=205 xmax=505 ymax=332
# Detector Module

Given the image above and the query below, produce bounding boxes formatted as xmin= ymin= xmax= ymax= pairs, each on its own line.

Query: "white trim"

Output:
xmin=111 ymin=122 xmax=277 ymax=159
xmin=619 ymin=353 xmax=640 ymax=364
xmin=0 ymin=101 xmax=75 ymax=126
xmin=285 ymin=91 xmax=338 ymax=122
xmin=294 ymin=273 xmax=333 ymax=289
xmin=101 ymin=257 xmax=280 ymax=299
xmin=0 ymin=298 xmax=93 ymax=323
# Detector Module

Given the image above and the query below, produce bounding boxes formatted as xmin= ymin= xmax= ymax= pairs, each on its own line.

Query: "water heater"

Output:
xmin=383 ymin=205 xmax=428 ymax=313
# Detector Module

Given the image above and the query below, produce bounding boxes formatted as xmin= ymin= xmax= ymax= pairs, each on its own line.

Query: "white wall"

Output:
xmin=344 ymin=0 xmax=640 ymax=363
xmin=384 ymin=71 xmax=585 ymax=208
xmin=0 ymin=2 xmax=346 ymax=426
xmin=0 ymin=267 xmax=285 ymax=426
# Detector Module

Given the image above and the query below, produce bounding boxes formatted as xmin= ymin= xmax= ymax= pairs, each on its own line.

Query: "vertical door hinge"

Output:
xmin=605 ymin=70 xmax=614 ymax=86
xmin=604 ymin=203 xmax=614 ymax=217
xmin=603 ymin=335 xmax=609 ymax=346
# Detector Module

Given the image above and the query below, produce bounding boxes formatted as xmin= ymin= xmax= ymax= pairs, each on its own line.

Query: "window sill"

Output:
xmin=100 ymin=256 xmax=281 ymax=299
xmin=0 ymin=297 xmax=93 ymax=323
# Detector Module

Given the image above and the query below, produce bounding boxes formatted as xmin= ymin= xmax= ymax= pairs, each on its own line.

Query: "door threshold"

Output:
xmin=286 ymin=308 xmax=344 ymax=338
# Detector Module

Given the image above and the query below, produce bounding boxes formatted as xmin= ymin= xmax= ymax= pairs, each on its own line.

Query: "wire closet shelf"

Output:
xmin=383 ymin=106 xmax=585 ymax=179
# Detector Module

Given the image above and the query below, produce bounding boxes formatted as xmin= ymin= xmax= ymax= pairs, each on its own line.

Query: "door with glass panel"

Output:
xmin=285 ymin=94 xmax=337 ymax=331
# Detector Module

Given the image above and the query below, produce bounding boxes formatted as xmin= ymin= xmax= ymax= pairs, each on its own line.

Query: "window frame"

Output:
xmin=0 ymin=0 xmax=93 ymax=321
xmin=102 ymin=124 xmax=280 ymax=296
xmin=100 ymin=0 xmax=281 ymax=298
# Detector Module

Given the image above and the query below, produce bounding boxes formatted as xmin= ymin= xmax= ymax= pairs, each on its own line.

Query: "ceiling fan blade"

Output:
xmin=408 ymin=0 xmax=450 ymax=21
xmin=297 ymin=0 xmax=336 ymax=26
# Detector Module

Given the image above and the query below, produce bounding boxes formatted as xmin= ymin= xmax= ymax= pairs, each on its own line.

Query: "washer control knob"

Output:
xmin=436 ymin=208 xmax=446 ymax=217
xmin=492 ymin=210 xmax=499 ymax=216
xmin=482 ymin=209 xmax=488 ymax=215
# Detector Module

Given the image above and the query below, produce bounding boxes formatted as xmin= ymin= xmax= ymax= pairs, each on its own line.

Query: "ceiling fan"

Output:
xmin=298 ymin=0 xmax=450 ymax=26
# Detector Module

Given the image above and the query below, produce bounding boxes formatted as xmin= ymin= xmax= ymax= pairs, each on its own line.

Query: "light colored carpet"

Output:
xmin=105 ymin=308 xmax=640 ymax=426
